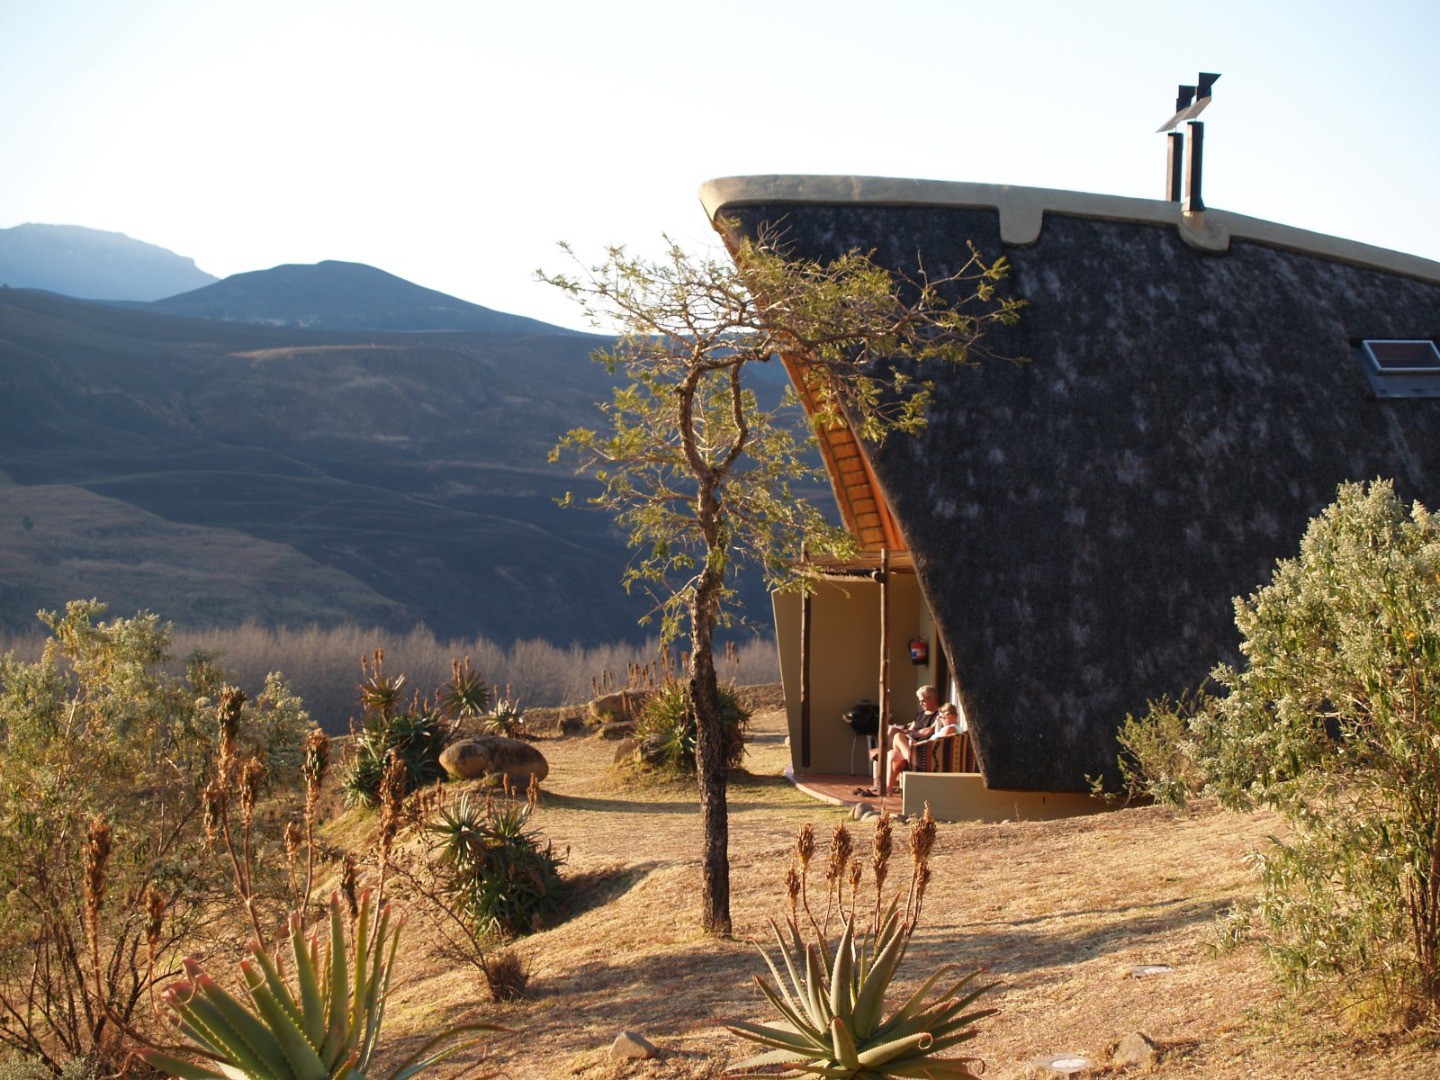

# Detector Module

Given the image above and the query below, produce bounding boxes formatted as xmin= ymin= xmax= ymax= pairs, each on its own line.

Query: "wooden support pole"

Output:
xmin=877 ymin=549 xmax=891 ymax=794
xmin=799 ymin=587 xmax=812 ymax=769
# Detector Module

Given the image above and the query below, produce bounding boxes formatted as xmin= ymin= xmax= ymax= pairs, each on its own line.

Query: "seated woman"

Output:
xmin=873 ymin=703 xmax=963 ymax=795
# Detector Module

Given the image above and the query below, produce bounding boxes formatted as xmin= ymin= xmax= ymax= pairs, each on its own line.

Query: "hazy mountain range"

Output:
xmin=0 ymin=226 xmax=788 ymax=646
xmin=0 ymin=223 xmax=218 ymax=300
xmin=148 ymin=260 xmax=561 ymax=334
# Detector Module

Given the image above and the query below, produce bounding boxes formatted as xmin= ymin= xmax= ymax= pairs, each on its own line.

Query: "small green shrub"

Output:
xmin=427 ymin=790 xmax=564 ymax=939
xmin=342 ymin=708 xmax=454 ymax=808
xmin=634 ymin=679 xmax=748 ymax=774
xmin=1207 ymin=903 xmax=1252 ymax=956
xmin=343 ymin=654 xmax=516 ymax=807
xmin=1114 ymin=687 xmax=1213 ymax=807
xmin=1148 ymin=479 xmax=1440 ymax=1024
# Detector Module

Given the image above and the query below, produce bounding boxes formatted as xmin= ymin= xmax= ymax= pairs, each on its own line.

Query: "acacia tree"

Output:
xmin=542 ymin=227 xmax=1021 ymax=934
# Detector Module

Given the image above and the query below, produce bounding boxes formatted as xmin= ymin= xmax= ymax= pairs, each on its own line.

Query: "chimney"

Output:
xmin=1182 ymin=120 xmax=1205 ymax=214
xmin=1166 ymin=131 xmax=1185 ymax=201
xmin=1157 ymin=73 xmax=1220 ymax=212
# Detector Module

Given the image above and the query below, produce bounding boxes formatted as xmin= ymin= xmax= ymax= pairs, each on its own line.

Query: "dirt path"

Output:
xmin=376 ymin=708 xmax=1433 ymax=1079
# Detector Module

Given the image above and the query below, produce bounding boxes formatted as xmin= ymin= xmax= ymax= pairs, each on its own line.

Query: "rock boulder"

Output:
xmin=588 ymin=689 xmax=648 ymax=722
xmin=1110 ymin=1031 xmax=1158 ymax=1070
xmin=439 ymin=737 xmax=549 ymax=786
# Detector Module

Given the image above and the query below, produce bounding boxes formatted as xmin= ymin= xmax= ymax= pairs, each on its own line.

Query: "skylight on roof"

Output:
xmin=1358 ymin=339 xmax=1440 ymax=398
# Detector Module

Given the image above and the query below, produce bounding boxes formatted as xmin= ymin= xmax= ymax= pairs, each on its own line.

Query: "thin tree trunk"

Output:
xmin=691 ymin=565 xmax=731 ymax=936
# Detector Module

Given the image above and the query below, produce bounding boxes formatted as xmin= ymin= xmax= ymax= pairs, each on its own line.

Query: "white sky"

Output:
xmin=3 ymin=0 xmax=1438 ymax=331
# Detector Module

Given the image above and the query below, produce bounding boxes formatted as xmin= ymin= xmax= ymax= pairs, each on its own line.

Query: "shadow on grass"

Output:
xmin=911 ymin=896 xmax=1234 ymax=978
xmin=540 ymin=791 xmax=697 ymax=814
xmin=522 ymin=932 xmax=760 ymax=1008
xmin=560 ymin=861 xmax=664 ymax=920
xmin=747 ymin=731 xmax=789 ymax=746
xmin=962 ymin=894 xmax=1195 ymax=930
xmin=495 ymin=896 xmax=1230 ymax=1019
xmin=731 ymin=770 xmax=791 ymax=790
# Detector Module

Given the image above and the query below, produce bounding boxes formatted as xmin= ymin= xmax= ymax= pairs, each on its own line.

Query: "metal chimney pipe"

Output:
xmin=1166 ymin=131 xmax=1185 ymax=201
xmin=1182 ymin=119 xmax=1205 ymax=214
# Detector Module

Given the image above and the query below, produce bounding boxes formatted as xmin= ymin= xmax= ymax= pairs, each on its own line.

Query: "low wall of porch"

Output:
xmin=901 ymin=771 xmax=1107 ymax=823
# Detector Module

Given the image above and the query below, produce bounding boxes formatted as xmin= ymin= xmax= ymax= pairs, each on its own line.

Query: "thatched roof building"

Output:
xmin=703 ymin=176 xmax=1440 ymax=792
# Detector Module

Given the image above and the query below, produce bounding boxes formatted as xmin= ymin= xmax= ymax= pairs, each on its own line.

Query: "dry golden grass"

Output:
xmin=364 ymin=707 xmax=1440 ymax=1079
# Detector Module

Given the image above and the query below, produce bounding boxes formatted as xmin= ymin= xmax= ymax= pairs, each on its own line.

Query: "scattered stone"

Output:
xmin=610 ymin=1031 xmax=658 ymax=1060
xmin=638 ymin=735 xmax=669 ymax=765
xmin=1024 ymin=1054 xmax=1091 ymax=1076
xmin=1110 ymin=1031 xmax=1158 ymax=1070
xmin=1127 ymin=964 xmax=1173 ymax=978
xmin=439 ymin=737 xmax=549 ymax=785
xmin=589 ymin=689 xmax=648 ymax=723
xmin=851 ymin=801 xmax=875 ymax=821
xmin=559 ymin=713 xmax=588 ymax=736
xmin=860 ymin=810 xmax=883 ymax=822
xmin=613 ymin=737 xmax=639 ymax=763
xmin=598 ymin=720 xmax=637 ymax=741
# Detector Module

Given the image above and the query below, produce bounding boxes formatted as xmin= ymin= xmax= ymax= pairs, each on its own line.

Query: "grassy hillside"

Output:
xmin=0 ymin=287 xmax=684 ymax=643
xmin=0 ymin=483 xmax=409 ymax=630
xmin=367 ymin=711 xmax=1435 ymax=1079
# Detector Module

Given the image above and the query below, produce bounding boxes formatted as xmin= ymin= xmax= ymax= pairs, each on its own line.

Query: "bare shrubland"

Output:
xmin=0 ymin=620 xmax=780 ymax=732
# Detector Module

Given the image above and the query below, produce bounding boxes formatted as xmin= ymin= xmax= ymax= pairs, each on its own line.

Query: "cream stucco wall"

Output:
xmin=774 ymin=572 xmax=937 ymax=777
xmin=900 ymin=772 xmax=1108 ymax=822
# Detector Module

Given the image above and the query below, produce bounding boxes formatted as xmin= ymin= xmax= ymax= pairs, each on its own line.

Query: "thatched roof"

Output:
xmin=704 ymin=176 xmax=1440 ymax=791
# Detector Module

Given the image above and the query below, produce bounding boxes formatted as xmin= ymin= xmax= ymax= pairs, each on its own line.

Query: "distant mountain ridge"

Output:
xmin=0 ymin=285 xmax=648 ymax=644
xmin=150 ymin=260 xmax=566 ymax=334
xmin=0 ymin=232 xmax=797 ymax=645
xmin=0 ymin=223 xmax=218 ymax=301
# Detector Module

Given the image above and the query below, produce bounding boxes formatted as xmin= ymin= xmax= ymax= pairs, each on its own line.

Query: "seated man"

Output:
xmin=868 ymin=687 xmax=951 ymax=796
xmin=869 ymin=685 xmax=936 ymax=791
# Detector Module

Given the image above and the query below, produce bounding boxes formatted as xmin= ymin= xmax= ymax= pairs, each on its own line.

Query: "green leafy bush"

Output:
xmin=427 ymin=790 xmax=564 ymax=939
xmin=342 ymin=653 xmax=512 ymax=807
xmin=0 ymin=601 xmax=310 ymax=1072
xmin=342 ymin=649 xmax=456 ymax=807
xmin=634 ymin=679 xmax=748 ymax=774
xmin=1127 ymin=480 xmax=1440 ymax=1022
xmin=1113 ymin=687 xmax=1213 ymax=807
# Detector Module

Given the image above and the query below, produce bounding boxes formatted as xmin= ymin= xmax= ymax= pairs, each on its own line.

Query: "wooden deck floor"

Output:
xmin=785 ymin=767 xmax=903 ymax=816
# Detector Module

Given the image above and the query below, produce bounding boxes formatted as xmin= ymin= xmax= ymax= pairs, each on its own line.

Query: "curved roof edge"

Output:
xmin=699 ymin=175 xmax=1440 ymax=286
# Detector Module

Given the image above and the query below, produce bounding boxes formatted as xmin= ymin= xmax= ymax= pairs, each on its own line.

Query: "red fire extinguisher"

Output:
xmin=908 ymin=636 xmax=929 ymax=665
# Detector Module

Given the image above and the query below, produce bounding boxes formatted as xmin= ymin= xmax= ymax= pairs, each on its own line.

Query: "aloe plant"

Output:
xmin=427 ymin=790 xmax=564 ymax=938
xmin=142 ymin=892 xmax=501 ymax=1080
xmin=436 ymin=658 xmax=492 ymax=722
xmin=728 ymin=815 xmax=995 ymax=1080
xmin=728 ymin=912 xmax=993 ymax=1080
xmin=479 ymin=697 xmax=525 ymax=738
